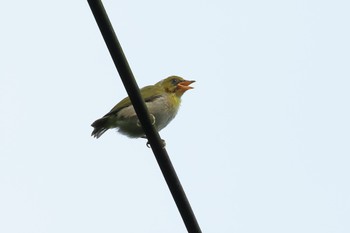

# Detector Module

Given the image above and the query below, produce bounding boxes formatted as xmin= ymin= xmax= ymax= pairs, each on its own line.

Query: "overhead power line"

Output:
xmin=87 ymin=1 xmax=202 ymax=232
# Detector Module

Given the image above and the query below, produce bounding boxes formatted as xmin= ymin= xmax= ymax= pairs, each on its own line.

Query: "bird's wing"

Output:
xmin=104 ymin=85 xmax=163 ymax=117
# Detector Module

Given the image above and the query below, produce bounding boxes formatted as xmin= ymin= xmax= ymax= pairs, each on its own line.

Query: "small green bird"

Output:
xmin=91 ymin=76 xmax=195 ymax=139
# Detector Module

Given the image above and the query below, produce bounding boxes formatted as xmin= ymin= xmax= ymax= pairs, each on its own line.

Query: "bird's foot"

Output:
xmin=144 ymin=138 xmax=166 ymax=148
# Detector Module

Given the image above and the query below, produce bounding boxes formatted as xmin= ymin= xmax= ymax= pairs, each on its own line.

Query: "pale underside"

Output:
xmin=115 ymin=95 xmax=180 ymax=138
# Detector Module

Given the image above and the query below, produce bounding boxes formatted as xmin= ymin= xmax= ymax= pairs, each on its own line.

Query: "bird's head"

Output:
xmin=157 ymin=76 xmax=195 ymax=97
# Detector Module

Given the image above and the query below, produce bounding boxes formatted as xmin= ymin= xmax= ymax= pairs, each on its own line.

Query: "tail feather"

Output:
xmin=91 ymin=117 xmax=110 ymax=138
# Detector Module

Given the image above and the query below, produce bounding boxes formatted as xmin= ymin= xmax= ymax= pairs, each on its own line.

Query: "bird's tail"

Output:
xmin=91 ymin=117 xmax=110 ymax=139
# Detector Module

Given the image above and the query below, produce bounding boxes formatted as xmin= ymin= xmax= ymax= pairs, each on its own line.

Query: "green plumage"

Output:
xmin=91 ymin=76 xmax=195 ymax=139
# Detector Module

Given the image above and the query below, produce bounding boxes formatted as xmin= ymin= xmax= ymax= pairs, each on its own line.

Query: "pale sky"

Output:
xmin=1 ymin=1 xmax=349 ymax=233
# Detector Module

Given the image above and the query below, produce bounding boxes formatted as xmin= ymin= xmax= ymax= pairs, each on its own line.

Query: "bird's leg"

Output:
xmin=137 ymin=114 xmax=156 ymax=127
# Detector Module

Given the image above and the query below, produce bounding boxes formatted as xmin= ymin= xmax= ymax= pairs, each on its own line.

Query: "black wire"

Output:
xmin=87 ymin=1 xmax=202 ymax=232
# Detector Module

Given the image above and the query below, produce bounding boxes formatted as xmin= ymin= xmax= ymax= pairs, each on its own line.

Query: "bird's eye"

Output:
xmin=171 ymin=78 xmax=179 ymax=85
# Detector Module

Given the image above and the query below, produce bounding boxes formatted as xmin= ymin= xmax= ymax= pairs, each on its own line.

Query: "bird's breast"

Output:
xmin=146 ymin=94 xmax=180 ymax=131
xmin=115 ymin=94 xmax=181 ymax=137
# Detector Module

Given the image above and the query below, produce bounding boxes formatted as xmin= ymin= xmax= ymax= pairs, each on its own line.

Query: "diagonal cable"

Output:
xmin=87 ymin=1 xmax=202 ymax=232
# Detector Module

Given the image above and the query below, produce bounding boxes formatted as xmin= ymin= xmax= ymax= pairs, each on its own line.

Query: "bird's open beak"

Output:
xmin=177 ymin=80 xmax=195 ymax=91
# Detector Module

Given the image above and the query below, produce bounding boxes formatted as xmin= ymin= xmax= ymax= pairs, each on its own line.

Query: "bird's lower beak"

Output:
xmin=178 ymin=80 xmax=195 ymax=91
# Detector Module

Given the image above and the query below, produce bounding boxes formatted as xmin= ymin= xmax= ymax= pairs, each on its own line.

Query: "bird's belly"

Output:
xmin=152 ymin=110 xmax=177 ymax=131
xmin=147 ymin=97 xmax=179 ymax=131
xmin=116 ymin=96 xmax=179 ymax=137
xmin=117 ymin=116 xmax=144 ymax=138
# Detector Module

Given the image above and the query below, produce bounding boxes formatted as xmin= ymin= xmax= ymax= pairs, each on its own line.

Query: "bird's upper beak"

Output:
xmin=177 ymin=80 xmax=195 ymax=92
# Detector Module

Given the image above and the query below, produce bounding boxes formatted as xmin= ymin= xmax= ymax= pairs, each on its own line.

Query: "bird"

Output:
xmin=91 ymin=75 xmax=195 ymax=141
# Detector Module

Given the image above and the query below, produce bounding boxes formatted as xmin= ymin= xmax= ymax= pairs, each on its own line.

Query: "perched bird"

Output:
xmin=91 ymin=75 xmax=195 ymax=140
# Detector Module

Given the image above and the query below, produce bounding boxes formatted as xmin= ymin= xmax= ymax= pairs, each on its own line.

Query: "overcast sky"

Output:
xmin=1 ymin=0 xmax=349 ymax=233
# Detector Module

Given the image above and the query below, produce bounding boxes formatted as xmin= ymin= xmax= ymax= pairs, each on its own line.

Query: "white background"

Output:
xmin=1 ymin=0 xmax=349 ymax=232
